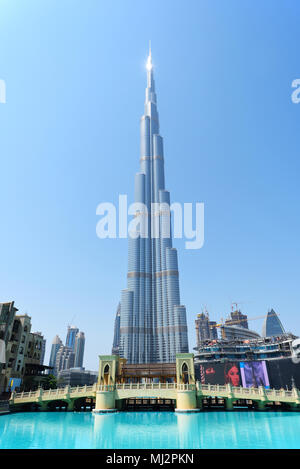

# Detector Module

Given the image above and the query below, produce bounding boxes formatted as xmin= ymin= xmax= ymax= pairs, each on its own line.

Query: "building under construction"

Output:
xmin=193 ymin=308 xmax=300 ymax=390
xmin=195 ymin=308 xmax=285 ymax=342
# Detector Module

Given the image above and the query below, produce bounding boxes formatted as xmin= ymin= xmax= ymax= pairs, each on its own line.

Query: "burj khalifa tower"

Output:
xmin=119 ymin=47 xmax=189 ymax=364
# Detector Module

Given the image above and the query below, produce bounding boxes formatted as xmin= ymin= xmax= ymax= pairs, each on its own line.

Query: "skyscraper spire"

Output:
xmin=119 ymin=49 xmax=189 ymax=364
xmin=146 ymin=42 xmax=155 ymax=93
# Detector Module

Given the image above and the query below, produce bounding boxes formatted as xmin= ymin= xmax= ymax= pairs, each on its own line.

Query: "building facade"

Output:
xmin=225 ymin=310 xmax=249 ymax=329
xmin=55 ymin=345 xmax=75 ymax=374
xmin=0 ymin=302 xmax=18 ymax=393
xmin=195 ymin=313 xmax=218 ymax=347
xmin=36 ymin=333 xmax=46 ymax=365
xmin=112 ymin=302 xmax=121 ymax=355
xmin=119 ymin=49 xmax=189 ymax=364
xmin=1 ymin=313 xmax=46 ymax=392
xmin=57 ymin=367 xmax=97 ymax=387
xmin=262 ymin=309 xmax=285 ymax=337
xmin=74 ymin=332 xmax=85 ymax=368
xmin=194 ymin=333 xmax=297 ymax=364
xmin=49 ymin=335 xmax=62 ymax=375
xmin=66 ymin=326 xmax=79 ymax=350
xmin=221 ymin=324 xmax=260 ymax=341
xmin=51 ymin=326 xmax=85 ymax=375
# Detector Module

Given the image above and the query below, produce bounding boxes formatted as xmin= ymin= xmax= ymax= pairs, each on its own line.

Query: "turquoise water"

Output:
xmin=0 ymin=411 xmax=300 ymax=449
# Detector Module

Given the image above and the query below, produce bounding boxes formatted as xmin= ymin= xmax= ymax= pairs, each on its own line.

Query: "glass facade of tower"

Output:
xmin=119 ymin=51 xmax=189 ymax=364
xmin=112 ymin=302 xmax=121 ymax=355
xmin=65 ymin=326 xmax=79 ymax=350
xmin=262 ymin=309 xmax=285 ymax=337
xmin=74 ymin=331 xmax=85 ymax=368
xmin=49 ymin=335 xmax=62 ymax=373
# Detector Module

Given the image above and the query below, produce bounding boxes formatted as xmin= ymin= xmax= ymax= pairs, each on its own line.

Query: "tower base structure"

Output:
xmin=93 ymin=390 xmax=117 ymax=413
xmin=175 ymin=388 xmax=200 ymax=413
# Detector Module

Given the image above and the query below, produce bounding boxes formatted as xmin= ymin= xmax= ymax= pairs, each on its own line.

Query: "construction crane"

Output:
xmin=209 ymin=312 xmax=279 ymax=339
xmin=210 ymin=312 xmax=279 ymax=329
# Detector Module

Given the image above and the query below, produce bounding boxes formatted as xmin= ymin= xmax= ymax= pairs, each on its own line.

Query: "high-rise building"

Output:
xmin=40 ymin=338 xmax=46 ymax=365
xmin=74 ymin=332 xmax=85 ymax=368
xmin=49 ymin=335 xmax=62 ymax=374
xmin=112 ymin=303 xmax=121 ymax=355
xmin=55 ymin=345 xmax=75 ymax=374
xmin=65 ymin=325 xmax=79 ymax=350
xmin=262 ymin=309 xmax=285 ymax=337
xmin=195 ymin=314 xmax=209 ymax=345
xmin=195 ymin=313 xmax=218 ymax=347
xmin=225 ymin=310 xmax=249 ymax=329
xmin=209 ymin=322 xmax=218 ymax=340
xmin=119 ymin=48 xmax=189 ymax=364
xmin=52 ymin=327 xmax=85 ymax=374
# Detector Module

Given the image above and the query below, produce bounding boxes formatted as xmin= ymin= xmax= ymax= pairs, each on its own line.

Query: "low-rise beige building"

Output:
xmin=2 ymin=313 xmax=46 ymax=392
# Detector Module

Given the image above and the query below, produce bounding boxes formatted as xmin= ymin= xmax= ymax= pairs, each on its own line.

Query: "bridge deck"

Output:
xmin=8 ymin=383 xmax=300 ymax=408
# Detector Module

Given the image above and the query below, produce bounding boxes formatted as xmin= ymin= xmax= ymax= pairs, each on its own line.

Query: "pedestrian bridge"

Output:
xmin=9 ymin=382 xmax=300 ymax=412
xmin=8 ymin=354 xmax=300 ymax=412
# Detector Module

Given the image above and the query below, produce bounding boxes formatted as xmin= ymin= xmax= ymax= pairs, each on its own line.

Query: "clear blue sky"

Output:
xmin=0 ymin=0 xmax=299 ymax=370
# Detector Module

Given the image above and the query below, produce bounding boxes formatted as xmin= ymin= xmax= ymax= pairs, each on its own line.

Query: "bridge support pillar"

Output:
xmin=257 ymin=400 xmax=266 ymax=411
xmin=175 ymin=388 xmax=200 ymax=413
xmin=196 ymin=396 xmax=203 ymax=410
xmin=287 ymin=402 xmax=299 ymax=411
xmin=93 ymin=387 xmax=117 ymax=414
xmin=115 ymin=399 xmax=123 ymax=410
xmin=36 ymin=389 xmax=48 ymax=411
xmin=38 ymin=401 xmax=48 ymax=412
xmin=67 ymin=400 xmax=75 ymax=412
xmin=257 ymin=386 xmax=267 ymax=411
xmin=291 ymin=388 xmax=300 ymax=410
xmin=225 ymin=398 xmax=234 ymax=410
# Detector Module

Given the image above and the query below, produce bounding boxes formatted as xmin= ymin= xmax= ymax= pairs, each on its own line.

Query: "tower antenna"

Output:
xmin=70 ymin=315 xmax=76 ymax=326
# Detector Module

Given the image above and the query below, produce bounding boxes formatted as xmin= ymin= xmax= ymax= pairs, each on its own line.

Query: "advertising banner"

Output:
xmin=240 ymin=361 xmax=270 ymax=389
xmin=196 ymin=362 xmax=242 ymax=386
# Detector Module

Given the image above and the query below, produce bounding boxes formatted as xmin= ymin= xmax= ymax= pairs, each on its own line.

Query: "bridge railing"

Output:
xmin=97 ymin=385 xmax=115 ymax=392
xmin=177 ymin=384 xmax=196 ymax=391
xmin=13 ymin=390 xmax=40 ymax=399
xmin=99 ymin=383 xmax=178 ymax=391
xmin=196 ymin=382 xmax=299 ymax=399
xmin=197 ymin=384 xmax=228 ymax=393
xmin=11 ymin=382 xmax=300 ymax=402
xmin=12 ymin=383 xmax=98 ymax=401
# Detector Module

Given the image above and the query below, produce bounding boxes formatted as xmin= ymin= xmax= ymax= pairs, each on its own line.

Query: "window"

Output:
xmin=181 ymin=363 xmax=189 ymax=384
xmin=12 ymin=321 xmax=19 ymax=333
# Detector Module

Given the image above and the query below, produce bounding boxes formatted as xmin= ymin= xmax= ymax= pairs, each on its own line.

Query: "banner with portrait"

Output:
xmin=240 ymin=361 xmax=270 ymax=389
xmin=196 ymin=362 xmax=242 ymax=387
